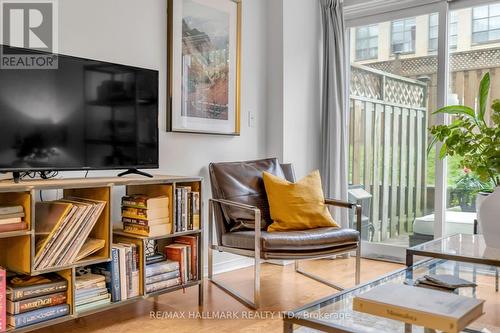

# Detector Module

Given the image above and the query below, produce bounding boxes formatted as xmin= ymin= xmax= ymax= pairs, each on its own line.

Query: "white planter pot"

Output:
xmin=478 ymin=187 xmax=500 ymax=248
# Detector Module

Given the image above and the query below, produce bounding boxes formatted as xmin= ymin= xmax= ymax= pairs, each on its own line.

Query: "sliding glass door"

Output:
xmin=348 ymin=12 xmax=439 ymax=260
xmin=346 ymin=0 xmax=497 ymax=261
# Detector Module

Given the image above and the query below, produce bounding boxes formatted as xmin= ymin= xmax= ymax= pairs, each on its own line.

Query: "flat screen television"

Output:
xmin=0 ymin=45 xmax=159 ymax=174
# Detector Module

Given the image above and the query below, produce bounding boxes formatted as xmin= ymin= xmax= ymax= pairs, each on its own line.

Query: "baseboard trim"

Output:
xmin=204 ymin=257 xmax=254 ymax=276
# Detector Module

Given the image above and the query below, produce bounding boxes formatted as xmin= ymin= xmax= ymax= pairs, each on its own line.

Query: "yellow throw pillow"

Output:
xmin=263 ymin=170 xmax=339 ymax=232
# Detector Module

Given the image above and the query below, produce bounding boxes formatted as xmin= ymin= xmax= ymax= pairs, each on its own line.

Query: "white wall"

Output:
xmin=55 ymin=0 xmax=270 ymax=273
xmin=266 ymin=0 xmax=322 ymax=179
xmin=282 ymin=0 xmax=321 ymax=179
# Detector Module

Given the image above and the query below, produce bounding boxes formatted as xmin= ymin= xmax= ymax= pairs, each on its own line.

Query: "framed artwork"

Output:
xmin=167 ymin=0 xmax=241 ymax=135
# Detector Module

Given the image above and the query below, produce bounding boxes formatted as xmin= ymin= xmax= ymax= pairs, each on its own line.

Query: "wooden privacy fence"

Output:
xmin=349 ymin=64 xmax=428 ymax=242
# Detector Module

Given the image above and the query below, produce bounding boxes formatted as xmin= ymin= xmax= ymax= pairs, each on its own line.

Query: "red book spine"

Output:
xmin=0 ymin=267 xmax=6 ymax=332
xmin=0 ymin=222 xmax=26 ymax=233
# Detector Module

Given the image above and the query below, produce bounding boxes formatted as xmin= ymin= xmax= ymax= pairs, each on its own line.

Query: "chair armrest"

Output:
xmin=324 ymin=198 xmax=362 ymax=234
xmin=208 ymin=198 xmax=262 ymax=253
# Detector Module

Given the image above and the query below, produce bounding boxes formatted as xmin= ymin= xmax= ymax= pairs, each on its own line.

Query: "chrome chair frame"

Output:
xmin=208 ymin=198 xmax=362 ymax=309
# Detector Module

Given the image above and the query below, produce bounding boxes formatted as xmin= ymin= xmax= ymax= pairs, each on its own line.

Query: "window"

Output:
xmin=391 ymin=17 xmax=416 ymax=54
xmin=355 ymin=24 xmax=378 ymax=60
xmin=472 ymin=4 xmax=500 ymax=44
xmin=449 ymin=11 xmax=458 ymax=50
xmin=429 ymin=12 xmax=458 ymax=53
xmin=429 ymin=13 xmax=439 ymax=52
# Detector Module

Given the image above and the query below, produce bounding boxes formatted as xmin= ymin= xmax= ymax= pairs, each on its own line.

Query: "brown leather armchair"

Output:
xmin=208 ymin=158 xmax=361 ymax=309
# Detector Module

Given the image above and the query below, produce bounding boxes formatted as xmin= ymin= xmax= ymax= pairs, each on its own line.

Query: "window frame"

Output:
xmin=390 ymin=17 xmax=417 ymax=55
xmin=471 ymin=4 xmax=500 ymax=45
xmin=354 ymin=24 xmax=379 ymax=61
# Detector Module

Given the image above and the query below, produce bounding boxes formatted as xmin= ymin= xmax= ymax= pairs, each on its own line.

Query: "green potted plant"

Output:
xmin=451 ymin=168 xmax=483 ymax=212
xmin=430 ymin=72 xmax=500 ymax=247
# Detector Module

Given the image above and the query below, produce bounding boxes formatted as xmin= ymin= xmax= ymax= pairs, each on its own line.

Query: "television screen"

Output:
xmin=0 ymin=45 xmax=159 ymax=172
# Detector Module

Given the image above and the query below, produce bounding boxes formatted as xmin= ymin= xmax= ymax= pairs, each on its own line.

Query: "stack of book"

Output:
xmin=0 ymin=205 xmax=26 ymax=233
xmin=164 ymin=236 xmax=198 ymax=284
xmin=406 ymin=274 xmax=477 ymax=292
xmin=174 ymin=187 xmax=200 ymax=233
xmin=121 ymin=194 xmax=171 ymax=237
xmin=6 ymin=273 xmax=69 ymax=329
xmin=34 ymin=198 xmax=107 ymax=270
xmin=112 ymin=243 xmax=140 ymax=300
xmin=145 ymin=260 xmax=180 ymax=293
xmin=75 ymin=272 xmax=111 ymax=312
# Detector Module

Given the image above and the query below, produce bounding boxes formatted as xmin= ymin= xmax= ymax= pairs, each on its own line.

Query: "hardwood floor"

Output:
xmin=34 ymin=258 xmax=401 ymax=333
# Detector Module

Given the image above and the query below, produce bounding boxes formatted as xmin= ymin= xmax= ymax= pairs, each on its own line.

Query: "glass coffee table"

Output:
xmin=283 ymin=258 xmax=500 ymax=332
xmin=406 ymin=234 xmax=500 ymax=291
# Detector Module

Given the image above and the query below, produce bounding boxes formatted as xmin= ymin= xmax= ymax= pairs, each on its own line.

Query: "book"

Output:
xmin=7 ymin=274 xmax=67 ymax=301
xmin=0 ymin=217 xmax=22 ymax=225
xmin=92 ymin=247 xmax=121 ymax=302
xmin=0 ymin=205 xmax=23 ymax=216
xmin=75 ymin=293 xmax=110 ymax=307
xmin=121 ymin=206 xmax=168 ymax=221
xmin=145 ymin=277 xmax=181 ymax=293
xmin=145 ymin=271 xmax=180 ymax=285
xmin=7 ymin=304 xmax=69 ymax=329
xmin=6 ymin=292 xmax=66 ymax=315
xmin=122 ymin=217 xmax=169 ymax=226
xmin=121 ymin=195 xmax=168 ymax=210
xmin=191 ymin=192 xmax=200 ymax=230
xmin=75 ymin=273 xmax=105 ymax=290
xmin=0 ymin=222 xmax=26 ymax=233
xmin=145 ymin=260 xmax=179 ymax=278
xmin=75 ymin=298 xmax=110 ymax=313
xmin=352 ymin=283 xmax=484 ymax=333
xmin=0 ymin=212 xmax=24 ymax=220
xmin=0 ymin=267 xmax=5 ymax=332
xmin=423 ymin=274 xmax=477 ymax=289
xmin=165 ymin=244 xmax=188 ymax=283
xmin=123 ymin=223 xmax=171 ymax=237
xmin=174 ymin=236 xmax=198 ymax=280
xmin=113 ymin=244 xmax=128 ymax=301
xmin=75 ymin=238 xmax=106 ymax=262
xmin=175 ymin=188 xmax=182 ymax=232
xmin=74 ymin=287 xmax=108 ymax=299
xmin=146 ymin=253 xmax=165 ymax=265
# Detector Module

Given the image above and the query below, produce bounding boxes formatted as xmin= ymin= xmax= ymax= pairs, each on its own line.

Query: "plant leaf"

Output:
xmin=439 ymin=142 xmax=447 ymax=159
xmin=433 ymin=105 xmax=476 ymax=118
xmin=478 ymin=72 xmax=490 ymax=123
xmin=427 ymin=136 xmax=438 ymax=156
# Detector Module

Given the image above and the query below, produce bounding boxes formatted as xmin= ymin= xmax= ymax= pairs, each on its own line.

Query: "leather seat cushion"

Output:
xmin=221 ymin=227 xmax=359 ymax=252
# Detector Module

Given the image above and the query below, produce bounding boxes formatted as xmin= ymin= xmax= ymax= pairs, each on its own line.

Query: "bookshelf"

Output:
xmin=0 ymin=175 xmax=203 ymax=333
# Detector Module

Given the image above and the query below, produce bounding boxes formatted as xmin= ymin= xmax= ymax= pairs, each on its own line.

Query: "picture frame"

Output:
xmin=167 ymin=0 xmax=241 ymax=135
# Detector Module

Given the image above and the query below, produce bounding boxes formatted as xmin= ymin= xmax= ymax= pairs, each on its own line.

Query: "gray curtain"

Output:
xmin=320 ymin=0 xmax=349 ymax=228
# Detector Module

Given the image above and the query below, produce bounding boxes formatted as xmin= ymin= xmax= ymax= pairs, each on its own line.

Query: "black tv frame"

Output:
xmin=0 ymin=45 xmax=160 ymax=177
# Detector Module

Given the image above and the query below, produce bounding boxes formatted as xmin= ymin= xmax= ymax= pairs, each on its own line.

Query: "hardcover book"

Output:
xmin=121 ymin=195 xmax=168 ymax=210
xmin=0 ymin=217 xmax=22 ymax=225
xmin=165 ymin=244 xmax=189 ymax=283
xmin=123 ymin=223 xmax=171 ymax=237
xmin=6 ymin=292 xmax=67 ymax=315
xmin=0 ymin=205 xmax=23 ymax=216
xmin=145 ymin=260 xmax=179 ymax=278
xmin=0 ymin=221 xmax=26 ymax=233
xmin=121 ymin=206 xmax=168 ymax=221
xmin=175 ymin=236 xmax=198 ymax=280
xmin=353 ymin=283 xmax=484 ymax=333
xmin=7 ymin=304 xmax=69 ymax=329
xmin=145 ymin=271 xmax=180 ymax=285
xmin=122 ymin=217 xmax=169 ymax=226
xmin=7 ymin=274 xmax=67 ymax=301
xmin=146 ymin=253 xmax=165 ymax=266
xmin=145 ymin=277 xmax=181 ymax=293
xmin=92 ymin=247 xmax=121 ymax=302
